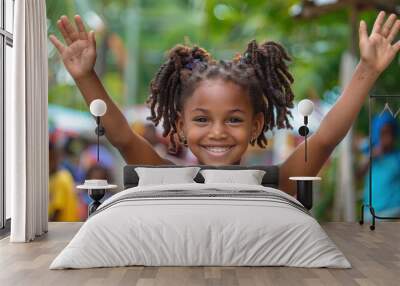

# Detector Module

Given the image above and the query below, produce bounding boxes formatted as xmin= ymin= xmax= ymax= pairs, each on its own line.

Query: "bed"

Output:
xmin=49 ymin=165 xmax=350 ymax=269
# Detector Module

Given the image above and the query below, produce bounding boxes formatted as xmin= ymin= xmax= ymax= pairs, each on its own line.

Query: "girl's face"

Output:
xmin=177 ymin=79 xmax=264 ymax=166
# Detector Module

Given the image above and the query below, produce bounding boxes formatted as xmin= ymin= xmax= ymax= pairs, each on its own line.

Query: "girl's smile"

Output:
xmin=200 ymin=145 xmax=235 ymax=158
xmin=177 ymin=79 xmax=264 ymax=166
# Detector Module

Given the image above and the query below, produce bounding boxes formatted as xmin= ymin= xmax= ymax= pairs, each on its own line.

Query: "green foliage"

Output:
xmin=47 ymin=0 xmax=399 ymax=110
xmin=103 ymin=72 xmax=124 ymax=104
xmin=48 ymin=84 xmax=87 ymax=111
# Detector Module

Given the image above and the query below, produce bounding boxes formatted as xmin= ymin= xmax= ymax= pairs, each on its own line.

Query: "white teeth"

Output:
xmin=205 ymin=146 xmax=231 ymax=153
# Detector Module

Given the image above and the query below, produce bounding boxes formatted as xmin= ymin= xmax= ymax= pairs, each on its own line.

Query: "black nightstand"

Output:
xmin=289 ymin=176 xmax=321 ymax=210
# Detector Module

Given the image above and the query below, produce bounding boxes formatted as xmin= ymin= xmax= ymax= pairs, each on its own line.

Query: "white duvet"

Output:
xmin=50 ymin=183 xmax=351 ymax=269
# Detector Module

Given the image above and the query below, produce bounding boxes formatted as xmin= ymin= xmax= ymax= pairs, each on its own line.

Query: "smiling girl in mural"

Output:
xmin=50 ymin=12 xmax=400 ymax=196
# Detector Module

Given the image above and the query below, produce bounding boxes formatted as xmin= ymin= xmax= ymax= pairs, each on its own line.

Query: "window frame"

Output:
xmin=0 ymin=0 xmax=14 ymax=233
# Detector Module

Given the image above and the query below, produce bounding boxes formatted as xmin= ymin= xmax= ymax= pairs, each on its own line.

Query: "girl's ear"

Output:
xmin=252 ymin=112 xmax=265 ymax=138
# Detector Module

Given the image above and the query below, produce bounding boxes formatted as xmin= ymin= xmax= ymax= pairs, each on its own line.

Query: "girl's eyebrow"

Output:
xmin=191 ymin=108 xmax=246 ymax=114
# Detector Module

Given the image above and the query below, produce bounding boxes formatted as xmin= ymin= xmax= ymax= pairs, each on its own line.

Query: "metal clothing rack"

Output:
xmin=359 ymin=95 xmax=400 ymax=230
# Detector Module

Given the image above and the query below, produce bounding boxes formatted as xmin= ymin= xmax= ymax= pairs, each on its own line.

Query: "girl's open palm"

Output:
xmin=359 ymin=12 xmax=400 ymax=73
xmin=49 ymin=15 xmax=96 ymax=79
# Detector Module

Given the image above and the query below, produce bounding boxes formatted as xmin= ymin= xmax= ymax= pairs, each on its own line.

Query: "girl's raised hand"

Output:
xmin=49 ymin=15 xmax=96 ymax=80
xmin=359 ymin=11 xmax=400 ymax=74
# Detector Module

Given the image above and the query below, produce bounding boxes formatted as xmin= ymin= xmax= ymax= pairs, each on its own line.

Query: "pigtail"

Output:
xmin=146 ymin=44 xmax=211 ymax=154
xmin=241 ymin=40 xmax=295 ymax=133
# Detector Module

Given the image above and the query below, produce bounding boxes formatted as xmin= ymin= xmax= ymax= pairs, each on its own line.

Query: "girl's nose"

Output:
xmin=208 ymin=123 xmax=228 ymax=139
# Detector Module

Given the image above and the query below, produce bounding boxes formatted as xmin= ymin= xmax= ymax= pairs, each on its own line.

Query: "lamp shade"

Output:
xmin=90 ymin=99 xmax=107 ymax=117
xmin=298 ymin=99 xmax=314 ymax=116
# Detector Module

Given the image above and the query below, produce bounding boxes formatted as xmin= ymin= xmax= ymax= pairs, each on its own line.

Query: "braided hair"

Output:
xmin=146 ymin=40 xmax=294 ymax=154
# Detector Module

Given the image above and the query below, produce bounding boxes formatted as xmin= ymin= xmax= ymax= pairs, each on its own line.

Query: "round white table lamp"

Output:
xmin=298 ymin=99 xmax=314 ymax=117
xmin=90 ymin=99 xmax=107 ymax=117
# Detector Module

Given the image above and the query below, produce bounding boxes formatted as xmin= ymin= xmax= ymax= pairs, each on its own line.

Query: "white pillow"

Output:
xmin=200 ymin=169 xmax=266 ymax=185
xmin=135 ymin=167 xmax=201 ymax=186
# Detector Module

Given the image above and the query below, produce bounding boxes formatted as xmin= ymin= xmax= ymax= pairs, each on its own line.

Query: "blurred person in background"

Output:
xmin=86 ymin=164 xmax=112 ymax=181
xmin=48 ymin=142 xmax=81 ymax=222
xmin=60 ymin=136 xmax=87 ymax=184
xmin=356 ymin=111 xmax=400 ymax=218
xmin=79 ymin=143 xmax=115 ymax=173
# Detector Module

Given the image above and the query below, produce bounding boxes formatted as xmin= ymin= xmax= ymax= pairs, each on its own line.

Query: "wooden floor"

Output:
xmin=0 ymin=222 xmax=399 ymax=286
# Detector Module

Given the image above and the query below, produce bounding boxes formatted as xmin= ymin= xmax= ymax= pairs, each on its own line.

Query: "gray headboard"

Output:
xmin=123 ymin=165 xmax=280 ymax=189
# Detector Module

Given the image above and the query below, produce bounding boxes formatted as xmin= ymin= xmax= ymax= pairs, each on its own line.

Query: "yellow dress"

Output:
xmin=48 ymin=170 xmax=80 ymax=221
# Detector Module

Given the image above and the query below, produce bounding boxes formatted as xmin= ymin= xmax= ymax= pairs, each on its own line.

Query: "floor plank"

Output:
xmin=0 ymin=222 xmax=399 ymax=286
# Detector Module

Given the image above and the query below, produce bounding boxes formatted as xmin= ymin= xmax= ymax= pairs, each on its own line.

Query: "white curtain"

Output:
xmin=6 ymin=0 xmax=48 ymax=242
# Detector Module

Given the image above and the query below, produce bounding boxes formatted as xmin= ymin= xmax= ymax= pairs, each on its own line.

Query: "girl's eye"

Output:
xmin=192 ymin=117 xmax=243 ymax=124
xmin=228 ymin=117 xmax=243 ymax=123
xmin=193 ymin=117 xmax=208 ymax=123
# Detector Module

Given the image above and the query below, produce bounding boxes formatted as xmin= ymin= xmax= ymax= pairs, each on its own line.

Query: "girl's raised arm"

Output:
xmin=50 ymin=15 xmax=170 ymax=165
xmin=279 ymin=12 xmax=400 ymax=196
